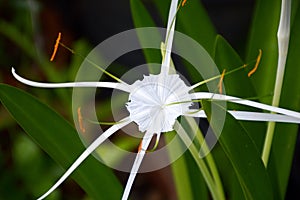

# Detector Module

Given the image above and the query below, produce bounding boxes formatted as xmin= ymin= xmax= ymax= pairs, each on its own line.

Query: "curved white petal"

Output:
xmin=12 ymin=68 xmax=130 ymax=92
xmin=160 ymin=0 xmax=178 ymax=75
xmin=191 ymin=92 xmax=300 ymax=120
xmin=185 ymin=109 xmax=300 ymax=123
xmin=37 ymin=117 xmax=131 ymax=200
xmin=121 ymin=131 xmax=154 ymax=200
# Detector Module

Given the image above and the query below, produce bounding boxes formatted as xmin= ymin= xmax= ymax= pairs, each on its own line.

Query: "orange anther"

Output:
xmin=248 ymin=49 xmax=262 ymax=77
xmin=218 ymin=69 xmax=226 ymax=94
xmin=138 ymin=141 xmax=143 ymax=152
xmin=77 ymin=107 xmax=86 ymax=133
xmin=182 ymin=0 xmax=187 ymax=7
xmin=50 ymin=32 xmax=61 ymax=61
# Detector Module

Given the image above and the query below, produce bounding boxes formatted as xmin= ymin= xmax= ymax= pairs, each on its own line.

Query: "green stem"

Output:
xmin=175 ymin=121 xmax=225 ymax=200
xmin=184 ymin=117 xmax=225 ymax=200
xmin=262 ymin=122 xmax=276 ymax=166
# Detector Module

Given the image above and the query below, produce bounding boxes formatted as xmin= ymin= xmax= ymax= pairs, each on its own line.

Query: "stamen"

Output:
xmin=137 ymin=135 xmax=159 ymax=153
xmin=138 ymin=141 xmax=143 ymax=152
xmin=77 ymin=107 xmax=86 ymax=133
xmin=59 ymin=42 xmax=126 ymax=84
xmin=190 ymin=64 xmax=247 ymax=90
xmin=218 ymin=69 xmax=226 ymax=94
xmin=147 ymin=133 xmax=161 ymax=152
xmin=248 ymin=49 xmax=262 ymax=77
xmin=87 ymin=120 xmax=123 ymax=126
xmin=182 ymin=0 xmax=187 ymax=7
xmin=50 ymin=32 xmax=61 ymax=61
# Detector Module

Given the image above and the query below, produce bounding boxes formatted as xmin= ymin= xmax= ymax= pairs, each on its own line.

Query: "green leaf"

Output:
xmin=0 ymin=84 xmax=122 ymax=199
xmin=267 ymin=4 xmax=300 ymax=198
xmin=213 ymin=35 xmax=266 ymax=149
xmin=245 ymin=0 xmax=281 ymax=101
xmin=130 ymin=0 xmax=162 ymax=74
xmin=152 ymin=0 xmax=217 ymax=55
xmin=246 ymin=0 xmax=300 ymax=198
xmin=203 ymin=100 xmax=274 ymax=200
xmin=176 ymin=0 xmax=217 ymax=55
xmin=165 ymin=132 xmax=196 ymax=200
xmin=212 ymin=35 xmax=277 ymax=199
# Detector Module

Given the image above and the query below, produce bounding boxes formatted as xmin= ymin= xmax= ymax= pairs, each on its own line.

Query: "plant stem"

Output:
xmin=185 ymin=117 xmax=225 ymax=200
xmin=175 ymin=120 xmax=225 ymax=200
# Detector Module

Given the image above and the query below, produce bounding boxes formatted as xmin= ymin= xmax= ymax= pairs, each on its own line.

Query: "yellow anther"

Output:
xmin=218 ymin=69 xmax=226 ymax=94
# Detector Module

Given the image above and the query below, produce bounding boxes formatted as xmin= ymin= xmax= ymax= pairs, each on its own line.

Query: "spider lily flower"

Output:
xmin=11 ymin=0 xmax=300 ymax=199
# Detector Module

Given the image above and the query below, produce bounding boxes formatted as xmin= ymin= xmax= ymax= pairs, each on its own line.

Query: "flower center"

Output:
xmin=126 ymin=74 xmax=192 ymax=133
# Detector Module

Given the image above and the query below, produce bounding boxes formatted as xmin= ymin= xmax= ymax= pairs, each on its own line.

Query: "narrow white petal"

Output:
xmin=121 ymin=131 xmax=154 ymax=200
xmin=185 ymin=109 xmax=300 ymax=123
xmin=37 ymin=117 xmax=131 ymax=200
xmin=160 ymin=0 xmax=178 ymax=75
xmin=11 ymin=68 xmax=130 ymax=92
xmin=262 ymin=0 xmax=291 ymax=166
xmin=273 ymin=0 xmax=291 ymax=107
xmin=191 ymin=92 xmax=300 ymax=120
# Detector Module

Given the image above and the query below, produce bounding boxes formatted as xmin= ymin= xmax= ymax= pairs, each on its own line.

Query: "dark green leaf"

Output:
xmin=213 ymin=35 xmax=266 ymax=149
xmin=0 ymin=84 xmax=122 ymax=199
xmin=203 ymin=100 xmax=274 ymax=200
xmin=153 ymin=0 xmax=217 ymax=55
xmin=245 ymin=0 xmax=281 ymax=101
xmin=130 ymin=0 xmax=162 ymax=74
xmin=268 ymin=4 xmax=300 ymax=198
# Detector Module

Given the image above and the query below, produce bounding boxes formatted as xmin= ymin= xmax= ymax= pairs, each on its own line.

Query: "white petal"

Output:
xmin=262 ymin=0 xmax=292 ymax=166
xmin=160 ymin=0 xmax=178 ymax=75
xmin=11 ymin=68 xmax=130 ymax=92
xmin=37 ymin=117 xmax=131 ymax=200
xmin=121 ymin=131 xmax=154 ymax=200
xmin=191 ymin=92 xmax=300 ymax=120
xmin=272 ymin=0 xmax=291 ymax=107
xmin=185 ymin=109 xmax=300 ymax=123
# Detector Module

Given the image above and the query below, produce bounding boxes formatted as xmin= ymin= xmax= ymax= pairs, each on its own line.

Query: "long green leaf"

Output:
xmin=267 ymin=4 xmax=300 ymax=198
xmin=130 ymin=0 xmax=162 ymax=74
xmin=203 ymin=100 xmax=274 ymax=200
xmin=246 ymin=0 xmax=281 ymax=101
xmin=164 ymin=132 xmax=195 ymax=200
xmin=213 ymin=35 xmax=266 ymax=149
xmin=0 ymin=84 xmax=122 ymax=199
xmin=246 ymin=0 xmax=300 ymax=198
xmin=152 ymin=0 xmax=217 ymax=55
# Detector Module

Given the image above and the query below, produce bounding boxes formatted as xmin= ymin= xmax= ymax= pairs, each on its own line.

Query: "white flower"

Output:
xmin=11 ymin=0 xmax=300 ymax=199
xmin=127 ymin=74 xmax=191 ymax=133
